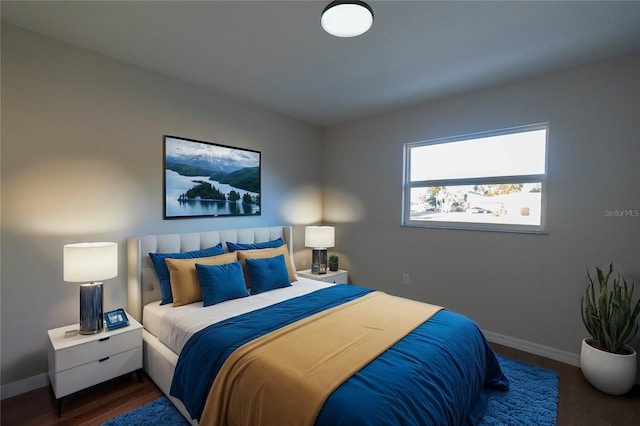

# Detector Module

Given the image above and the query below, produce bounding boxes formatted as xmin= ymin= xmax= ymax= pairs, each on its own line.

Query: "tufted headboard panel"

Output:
xmin=127 ymin=226 xmax=293 ymax=322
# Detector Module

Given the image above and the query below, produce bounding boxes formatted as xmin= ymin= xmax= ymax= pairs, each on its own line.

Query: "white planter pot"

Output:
xmin=580 ymin=338 xmax=637 ymax=395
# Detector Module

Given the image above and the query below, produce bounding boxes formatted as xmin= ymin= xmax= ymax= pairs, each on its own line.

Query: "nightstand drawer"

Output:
xmin=318 ymin=272 xmax=348 ymax=283
xmin=297 ymin=269 xmax=348 ymax=284
xmin=51 ymin=346 xmax=142 ymax=398
xmin=53 ymin=328 xmax=142 ymax=372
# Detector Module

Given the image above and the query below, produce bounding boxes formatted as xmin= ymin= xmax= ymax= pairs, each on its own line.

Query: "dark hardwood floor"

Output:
xmin=1 ymin=344 xmax=639 ymax=425
xmin=0 ymin=372 xmax=162 ymax=426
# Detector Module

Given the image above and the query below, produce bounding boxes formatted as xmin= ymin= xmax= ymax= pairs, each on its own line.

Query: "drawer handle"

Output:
xmin=99 ymin=357 xmax=110 ymax=363
xmin=99 ymin=337 xmax=110 ymax=342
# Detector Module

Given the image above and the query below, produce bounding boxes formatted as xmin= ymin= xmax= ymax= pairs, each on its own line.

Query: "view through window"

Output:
xmin=403 ymin=124 xmax=548 ymax=232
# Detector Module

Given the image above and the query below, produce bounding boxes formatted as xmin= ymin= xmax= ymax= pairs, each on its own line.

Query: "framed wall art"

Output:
xmin=163 ymin=135 xmax=261 ymax=219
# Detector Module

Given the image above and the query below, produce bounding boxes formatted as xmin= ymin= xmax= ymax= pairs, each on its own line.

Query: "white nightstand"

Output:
xmin=297 ymin=269 xmax=348 ymax=284
xmin=47 ymin=312 xmax=143 ymax=417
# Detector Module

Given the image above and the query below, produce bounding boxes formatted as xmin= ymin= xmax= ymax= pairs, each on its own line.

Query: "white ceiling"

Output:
xmin=2 ymin=1 xmax=639 ymax=127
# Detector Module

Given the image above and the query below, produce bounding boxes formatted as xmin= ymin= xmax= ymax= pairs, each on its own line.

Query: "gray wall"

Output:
xmin=3 ymin=22 xmax=640 ymax=396
xmin=323 ymin=52 xmax=640 ymax=361
xmin=1 ymin=25 xmax=323 ymax=393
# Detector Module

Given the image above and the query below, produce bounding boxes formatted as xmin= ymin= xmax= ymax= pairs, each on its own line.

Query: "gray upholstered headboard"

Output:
xmin=127 ymin=226 xmax=293 ymax=322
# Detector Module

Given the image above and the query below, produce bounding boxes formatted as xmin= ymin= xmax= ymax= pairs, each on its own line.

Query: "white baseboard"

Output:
xmin=1 ymin=373 xmax=49 ymax=400
xmin=484 ymin=330 xmax=640 ymax=385
xmin=482 ymin=329 xmax=580 ymax=367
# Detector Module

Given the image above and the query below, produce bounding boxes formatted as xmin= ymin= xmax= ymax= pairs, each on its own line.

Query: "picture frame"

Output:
xmin=104 ymin=308 xmax=129 ymax=331
xmin=163 ymin=135 xmax=261 ymax=219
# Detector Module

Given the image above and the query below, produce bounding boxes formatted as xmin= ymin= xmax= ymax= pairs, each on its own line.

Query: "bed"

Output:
xmin=128 ymin=225 xmax=508 ymax=425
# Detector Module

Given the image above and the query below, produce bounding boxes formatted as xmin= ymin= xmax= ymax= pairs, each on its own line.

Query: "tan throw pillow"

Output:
xmin=237 ymin=244 xmax=296 ymax=287
xmin=165 ymin=252 xmax=238 ymax=307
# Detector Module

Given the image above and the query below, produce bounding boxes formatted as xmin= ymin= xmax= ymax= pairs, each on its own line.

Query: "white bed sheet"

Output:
xmin=143 ymin=301 xmax=172 ymax=338
xmin=146 ymin=277 xmax=334 ymax=355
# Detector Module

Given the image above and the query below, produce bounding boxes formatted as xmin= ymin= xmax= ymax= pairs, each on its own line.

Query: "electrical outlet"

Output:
xmin=402 ymin=273 xmax=410 ymax=285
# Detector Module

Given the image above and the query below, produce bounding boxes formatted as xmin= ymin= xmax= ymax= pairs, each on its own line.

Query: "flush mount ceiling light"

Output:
xmin=321 ymin=1 xmax=374 ymax=38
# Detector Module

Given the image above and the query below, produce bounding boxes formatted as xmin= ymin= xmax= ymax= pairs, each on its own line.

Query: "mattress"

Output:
xmin=144 ymin=276 xmax=333 ymax=355
xmin=142 ymin=301 xmax=170 ymax=337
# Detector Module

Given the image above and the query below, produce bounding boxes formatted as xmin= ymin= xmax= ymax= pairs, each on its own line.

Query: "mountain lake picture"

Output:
xmin=163 ymin=136 xmax=261 ymax=218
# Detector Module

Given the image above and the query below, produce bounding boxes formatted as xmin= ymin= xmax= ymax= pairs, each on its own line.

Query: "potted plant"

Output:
xmin=328 ymin=254 xmax=339 ymax=272
xmin=580 ymin=262 xmax=640 ymax=395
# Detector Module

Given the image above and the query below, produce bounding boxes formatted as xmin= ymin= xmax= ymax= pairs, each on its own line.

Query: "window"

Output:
xmin=402 ymin=124 xmax=548 ymax=233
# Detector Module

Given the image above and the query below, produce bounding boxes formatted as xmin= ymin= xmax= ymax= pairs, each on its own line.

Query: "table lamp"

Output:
xmin=63 ymin=242 xmax=118 ymax=334
xmin=305 ymin=226 xmax=335 ymax=274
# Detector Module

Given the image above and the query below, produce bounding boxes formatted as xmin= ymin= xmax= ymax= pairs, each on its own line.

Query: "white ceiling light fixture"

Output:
xmin=321 ymin=1 xmax=374 ymax=38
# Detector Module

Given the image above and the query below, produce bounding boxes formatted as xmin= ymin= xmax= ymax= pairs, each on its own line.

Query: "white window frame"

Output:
xmin=402 ymin=123 xmax=548 ymax=233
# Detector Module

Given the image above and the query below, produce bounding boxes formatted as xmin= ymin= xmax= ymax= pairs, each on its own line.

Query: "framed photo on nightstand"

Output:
xmin=104 ymin=308 xmax=129 ymax=331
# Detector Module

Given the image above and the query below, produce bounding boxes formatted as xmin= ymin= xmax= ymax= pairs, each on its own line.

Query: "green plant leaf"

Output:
xmin=581 ymin=263 xmax=640 ymax=353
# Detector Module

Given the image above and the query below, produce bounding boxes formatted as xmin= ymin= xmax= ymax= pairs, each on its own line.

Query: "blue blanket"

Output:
xmin=171 ymin=284 xmax=508 ymax=425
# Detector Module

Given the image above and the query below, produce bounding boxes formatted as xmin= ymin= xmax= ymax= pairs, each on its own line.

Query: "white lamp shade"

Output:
xmin=305 ymin=226 xmax=335 ymax=249
xmin=64 ymin=242 xmax=118 ymax=283
xmin=321 ymin=1 xmax=374 ymax=38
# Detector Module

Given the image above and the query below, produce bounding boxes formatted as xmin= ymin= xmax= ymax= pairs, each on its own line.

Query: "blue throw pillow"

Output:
xmin=226 ymin=238 xmax=284 ymax=253
xmin=149 ymin=243 xmax=224 ymax=305
xmin=195 ymin=261 xmax=249 ymax=307
xmin=245 ymin=254 xmax=292 ymax=295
